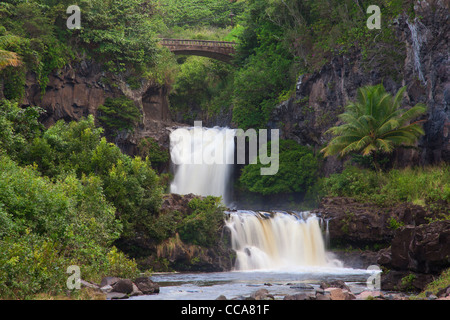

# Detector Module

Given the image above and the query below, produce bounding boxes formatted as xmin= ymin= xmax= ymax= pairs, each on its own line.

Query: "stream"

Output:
xmin=130 ymin=267 xmax=378 ymax=300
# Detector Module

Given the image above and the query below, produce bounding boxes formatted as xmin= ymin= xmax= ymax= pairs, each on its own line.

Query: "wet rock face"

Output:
xmin=270 ymin=0 xmax=450 ymax=173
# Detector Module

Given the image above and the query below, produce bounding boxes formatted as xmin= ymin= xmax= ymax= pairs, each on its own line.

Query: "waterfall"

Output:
xmin=407 ymin=18 xmax=426 ymax=85
xmin=225 ymin=211 xmax=333 ymax=271
xmin=169 ymin=125 xmax=236 ymax=205
xmin=169 ymin=126 xmax=339 ymax=271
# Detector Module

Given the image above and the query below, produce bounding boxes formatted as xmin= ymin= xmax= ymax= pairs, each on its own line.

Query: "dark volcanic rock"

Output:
xmin=134 ymin=277 xmax=160 ymax=295
xmin=270 ymin=0 xmax=450 ymax=172
xmin=378 ymin=220 xmax=450 ymax=274
xmin=312 ymin=197 xmax=434 ymax=247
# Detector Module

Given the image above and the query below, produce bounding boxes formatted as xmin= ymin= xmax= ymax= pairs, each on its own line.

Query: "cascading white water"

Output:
xmin=225 ymin=211 xmax=336 ymax=271
xmin=169 ymin=126 xmax=236 ymax=205
xmin=169 ymin=126 xmax=339 ymax=271
xmin=407 ymin=18 xmax=427 ymax=85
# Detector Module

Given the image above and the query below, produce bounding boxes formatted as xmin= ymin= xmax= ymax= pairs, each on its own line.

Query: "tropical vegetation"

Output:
xmin=321 ymin=84 xmax=427 ymax=170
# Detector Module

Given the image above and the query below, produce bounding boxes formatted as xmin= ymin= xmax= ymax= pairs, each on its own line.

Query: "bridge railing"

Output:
xmin=160 ymin=38 xmax=236 ymax=48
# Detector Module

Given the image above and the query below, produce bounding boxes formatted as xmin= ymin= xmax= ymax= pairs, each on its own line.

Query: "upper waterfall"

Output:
xmin=169 ymin=125 xmax=236 ymax=205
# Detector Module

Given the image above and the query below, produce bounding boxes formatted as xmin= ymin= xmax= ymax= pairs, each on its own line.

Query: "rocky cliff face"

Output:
xmin=22 ymin=59 xmax=177 ymax=156
xmin=270 ymin=0 xmax=449 ymax=174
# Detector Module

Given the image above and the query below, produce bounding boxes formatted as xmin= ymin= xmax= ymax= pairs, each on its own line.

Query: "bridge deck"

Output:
xmin=160 ymin=38 xmax=236 ymax=63
xmin=161 ymin=38 xmax=236 ymax=48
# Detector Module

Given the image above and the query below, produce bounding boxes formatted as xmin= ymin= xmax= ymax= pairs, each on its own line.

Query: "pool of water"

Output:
xmin=130 ymin=266 xmax=379 ymax=300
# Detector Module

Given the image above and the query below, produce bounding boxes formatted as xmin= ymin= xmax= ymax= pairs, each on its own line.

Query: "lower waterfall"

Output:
xmin=225 ymin=211 xmax=335 ymax=271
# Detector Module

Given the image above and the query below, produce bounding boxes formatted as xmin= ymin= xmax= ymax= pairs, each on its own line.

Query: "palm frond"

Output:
xmin=322 ymin=84 xmax=427 ymax=161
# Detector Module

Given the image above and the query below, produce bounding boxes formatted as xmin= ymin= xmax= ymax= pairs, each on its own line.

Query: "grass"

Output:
xmin=415 ymin=268 xmax=450 ymax=299
xmin=321 ymin=164 xmax=450 ymax=210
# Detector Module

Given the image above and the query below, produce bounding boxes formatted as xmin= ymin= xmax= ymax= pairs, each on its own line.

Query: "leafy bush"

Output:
xmin=0 ymin=231 xmax=69 ymax=299
xmin=22 ymin=115 xmax=163 ymax=241
xmin=138 ymin=137 xmax=169 ymax=171
xmin=0 ymin=100 xmax=44 ymax=159
xmin=178 ymin=196 xmax=226 ymax=247
xmin=77 ymin=0 xmax=161 ymax=73
xmin=239 ymin=140 xmax=319 ymax=195
xmin=97 ymin=96 xmax=142 ymax=135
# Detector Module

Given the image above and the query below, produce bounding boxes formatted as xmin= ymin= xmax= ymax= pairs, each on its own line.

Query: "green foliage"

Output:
xmin=105 ymin=246 xmax=140 ymax=280
xmin=78 ymin=0 xmax=161 ymax=73
xmin=138 ymin=137 xmax=169 ymax=170
xmin=169 ymin=56 xmax=232 ymax=121
xmin=388 ymin=217 xmax=404 ymax=230
xmin=178 ymin=196 xmax=226 ymax=247
xmin=0 ymin=230 xmax=69 ymax=299
xmin=21 ymin=115 xmax=163 ymax=240
xmin=0 ymin=110 xmax=166 ymax=298
xmin=0 ymin=1 xmax=73 ymax=93
xmin=0 ymin=99 xmax=44 ymax=159
xmin=416 ymin=268 xmax=450 ymax=299
xmin=321 ymin=84 xmax=427 ymax=168
xmin=239 ymin=140 xmax=319 ymax=195
xmin=158 ymin=0 xmax=245 ymax=29
xmin=97 ymin=96 xmax=142 ymax=135
xmin=321 ymin=165 xmax=450 ymax=209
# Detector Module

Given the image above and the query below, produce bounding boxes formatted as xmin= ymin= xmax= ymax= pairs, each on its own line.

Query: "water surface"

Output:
xmin=131 ymin=267 xmax=378 ymax=300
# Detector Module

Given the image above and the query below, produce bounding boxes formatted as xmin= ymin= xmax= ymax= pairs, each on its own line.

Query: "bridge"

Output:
xmin=160 ymin=39 xmax=236 ymax=63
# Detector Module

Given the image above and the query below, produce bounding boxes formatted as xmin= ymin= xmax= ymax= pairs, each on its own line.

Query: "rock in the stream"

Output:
xmin=250 ymin=289 xmax=274 ymax=300
xmin=112 ymin=279 xmax=134 ymax=294
xmin=283 ymin=293 xmax=312 ymax=300
xmin=324 ymin=288 xmax=356 ymax=300
xmin=134 ymin=277 xmax=160 ymax=295
xmin=320 ymin=280 xmax=351 ymax=291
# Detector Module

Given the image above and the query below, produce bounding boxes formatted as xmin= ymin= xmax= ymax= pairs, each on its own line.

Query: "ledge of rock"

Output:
xmin=81 ymin=276 xmax=160 ymax=300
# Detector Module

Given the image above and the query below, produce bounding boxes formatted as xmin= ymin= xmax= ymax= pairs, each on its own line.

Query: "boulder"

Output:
xmin=129 ymin=283 xmax=143 ymax=297
xmin=315 ymin=293 xmax=332 ymax=300
xmin=100 ymin=285 xmax=113 ymax=293
xmin=100 ymin=276 xmax=121 ymax=288
xmin=380 ymin=270 xmax=434 ymax=292
xmin=112 ymin=279 xmax=134 ymax=294
xmin=378 ymin=220 xmax=450 ymax=274
xmin=283 ymin=293 xmax=311 ymax=300
xmin=107 ymin=292 xmax=129 ymax=300
xmin=356 ymin=291 xmax=383 ymax=300
xmin=313 ymin=198 xmax=440 ymax=247
xmin=134 ymin=277 xmax=160 ymax=295
xmin=251 ymin=289 xmax=274 ymax=300
xmin=324 ymin=288 xmax=355 ymax=300
xmin=320 ymin=280 xmax=351 ymax=292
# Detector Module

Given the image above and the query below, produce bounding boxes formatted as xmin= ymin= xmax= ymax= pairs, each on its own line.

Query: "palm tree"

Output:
xmin=0 ymin=49 xmax=21 ymax=70
xmin=321 ymin=84 xmax=427 ymax=170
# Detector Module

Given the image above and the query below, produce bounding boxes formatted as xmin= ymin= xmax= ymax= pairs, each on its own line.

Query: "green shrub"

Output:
xmin=178 ymin=196 xmax=226 ymax=247
xmin=97 ymin=96 xmax=142 ymax=135
xmin=0 ymin=99 xmax=44 ymax=159
xmin=239 ymin=140 xmax=319 ymax=195
xmin=0 ymin=231 xmax=69 ymax=299
xmin=138 ymin=137 xmax=170 ymax=171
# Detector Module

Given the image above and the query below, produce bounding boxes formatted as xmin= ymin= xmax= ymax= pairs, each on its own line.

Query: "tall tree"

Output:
xmin=321 ymin=84 xmax=427 ymax=169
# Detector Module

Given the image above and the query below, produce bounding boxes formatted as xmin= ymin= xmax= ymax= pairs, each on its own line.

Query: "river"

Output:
xmin=130 ymin=267 xmax=377 ymax=300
